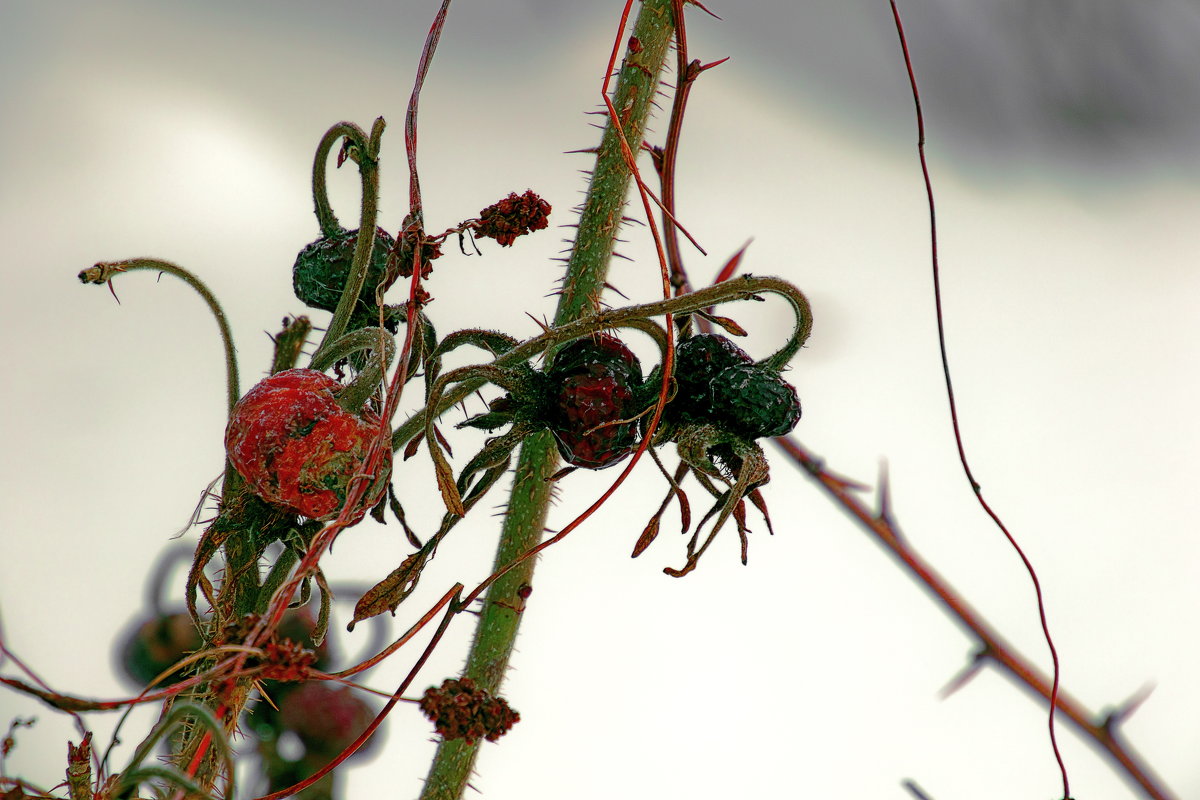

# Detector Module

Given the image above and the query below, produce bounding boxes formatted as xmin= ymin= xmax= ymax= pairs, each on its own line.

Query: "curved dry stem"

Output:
xmin=394 ymin=274 xmax=811 ymax=455
xmin=79 ymin=259 xmax=240 ymax=415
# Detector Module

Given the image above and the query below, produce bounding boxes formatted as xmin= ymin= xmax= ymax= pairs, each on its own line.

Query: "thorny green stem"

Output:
xmin=418 ymin=2 xmax=676 ymax=797
xmin=79 ymin=259 xmax=240 ymax=415
xmin=312 ymin=118 xmax=387 ymax=363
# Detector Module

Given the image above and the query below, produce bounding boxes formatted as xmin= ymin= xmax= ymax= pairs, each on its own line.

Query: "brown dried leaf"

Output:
xmin=403 ymin=431 xmax=425 ymax=461
xmin=348 ymin=551 xmax=429 ymax=630
xmin=631 ymin=516 xmax=661 ymax=558
xmin=434 ymin=457 xmax=466 ymax=517
xmin=698 ymin=310 xmax=748 ymax=337
xmin=748 ymin=488 xmax=774 ymax=536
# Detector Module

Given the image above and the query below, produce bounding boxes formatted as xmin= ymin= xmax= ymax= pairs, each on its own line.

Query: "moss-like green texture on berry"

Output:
xmin=293 ymin=226 xmax=395 ymax=318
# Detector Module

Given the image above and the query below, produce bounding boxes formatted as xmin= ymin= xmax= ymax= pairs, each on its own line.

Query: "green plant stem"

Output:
xmin=418 ymin=3 xmax=675 ymax=797
xmin=79 ymin=258 xmax=240 ymax=414
xmin=311 ymin=123 xmax=358 ymax=237
xmin=312 ymin=118 xmax=386 ymax=363
xmin=394 ymin=274 xmax=812 ymax=455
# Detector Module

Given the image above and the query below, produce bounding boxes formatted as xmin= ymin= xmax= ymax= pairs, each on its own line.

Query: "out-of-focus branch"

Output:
xmin=771 ymin=435 xmax=1177 ymax=800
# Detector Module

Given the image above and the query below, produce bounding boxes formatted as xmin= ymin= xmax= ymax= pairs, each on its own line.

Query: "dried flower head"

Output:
xmin=474 ymin=190 xmax=551 ymax=246
xmin=419 ymin=677 xmax=520 ymax=745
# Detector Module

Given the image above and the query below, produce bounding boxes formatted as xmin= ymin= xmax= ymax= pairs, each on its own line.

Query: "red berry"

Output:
xmin=547 ymin=333 xmax=641 ymax=386
xmin=546 ymin=335 xmax=643 ymax=469
xmin=224 ymin=369 xmax=390 ymax=519
xmin=551 ymin=374 xmax=638 ymax=469
xmin=277 ymin=682 xmax=379 ymax=759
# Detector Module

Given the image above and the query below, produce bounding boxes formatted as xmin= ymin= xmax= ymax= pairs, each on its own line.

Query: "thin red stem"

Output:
xmin=887 ymin=2 xmax=1069 ymax=796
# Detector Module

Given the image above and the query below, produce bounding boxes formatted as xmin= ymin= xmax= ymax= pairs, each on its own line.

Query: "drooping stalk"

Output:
xmin=312 ymin=118 xmax=387 ymax=363
xmin=78 ymin=258 xmax=240 ymax=415
xmin=418 ymin=2 xmax=675 ymax=797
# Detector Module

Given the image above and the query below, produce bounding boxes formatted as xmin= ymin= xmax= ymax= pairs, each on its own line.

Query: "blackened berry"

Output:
xmin=546 ymin=334 xmax=644 ymax=469
xmin=708 ymin=363 xmax=801 ymax=439
xmin=293 ymin=226 xmax=396 ymax=315
xmin=118 ymin=612 xmax=203 ymax=688
xmin=548 ymin=333 xmax=642 ymax=386
xmin=669 ymin=334 xmax=752 ymax=424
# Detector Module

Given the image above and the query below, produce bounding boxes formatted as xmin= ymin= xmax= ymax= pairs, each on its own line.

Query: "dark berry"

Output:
xmin=118 ymin=612 xmax=203 ymax=688
xmin=292 ymin=226 xmax=396 ymax=315
xmin=547 ymin=333 xmax=642 ymax=387
xmin=669 ymin=334 xmax=752 ymax=424
xmin=551 ymin=374 xmax=638 ymax=469
xmin=708 ymin=363 xmax=801 ymax=439
xmin=546 ymin=334 xmax=644 ymax=469
xmin=277 ymin=682 xmax=379 ymax=759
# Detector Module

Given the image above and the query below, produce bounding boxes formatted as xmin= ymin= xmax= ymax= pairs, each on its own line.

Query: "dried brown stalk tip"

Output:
xmin=419 ymin=677 xmax=520 ymax=745
xmin=474 ymin=190 xmax=552 ymax=247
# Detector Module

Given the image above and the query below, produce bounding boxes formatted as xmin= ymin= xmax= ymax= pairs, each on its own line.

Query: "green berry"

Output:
xmin=708 ymin=363 xmax=801 ymax=439
xmin=292 ymin=226 xmax=395 ymax=316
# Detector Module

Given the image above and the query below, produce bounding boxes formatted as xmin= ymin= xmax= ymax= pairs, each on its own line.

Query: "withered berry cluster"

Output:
xmin=418 ymin=678 xmax=521 ymax=746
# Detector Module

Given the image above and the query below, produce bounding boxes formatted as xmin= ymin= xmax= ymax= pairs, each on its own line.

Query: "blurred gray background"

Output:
xmin=2 ymin=1 xmax=1198 ymax=798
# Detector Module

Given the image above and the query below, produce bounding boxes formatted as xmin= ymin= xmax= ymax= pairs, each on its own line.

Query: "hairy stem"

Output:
xmin=418 ymin=2 xmax=675 ymax=797
xmin=312 ymin=118 xmax=386 ymax=362
xmin=79 ymin=258 xmax=240 ymax=415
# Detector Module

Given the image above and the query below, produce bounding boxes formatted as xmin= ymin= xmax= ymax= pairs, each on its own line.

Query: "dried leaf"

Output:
xmin=348 ymin=551 xmax=429 ymax=630
xmin=403 ymin=431 xmax=425 ymax=461
xmin=676 ymin=485 xmax=692 ymax=532
xmin=697 ymin=309 xmax=748 ymax=337
xmin=186 ymin=522 xmax=232 ymax=624
xmin=431 ymin=423 xmax=454 ymax=458
xmin=748 ymin=488 xmax=774 ymax=536
xmin=433 ymin=456 xmax=466 ymax=517
xmin=631 ymin=516 xmax=661 ymax=558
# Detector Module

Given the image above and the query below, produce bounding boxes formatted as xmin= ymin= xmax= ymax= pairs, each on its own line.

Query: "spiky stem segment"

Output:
xmin=418 ymin=3 xmax=675 ymax=797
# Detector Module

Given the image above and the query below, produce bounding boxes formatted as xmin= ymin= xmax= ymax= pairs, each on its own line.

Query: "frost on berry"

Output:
xmin=473 ymin=190 xmax=551 ymax=246
xmin=545 ymin=333 xmax=645 ymax=469
xmin=419 ymin=678 xmax=519 ymax=745
xmin=224 ymin=368 xmax=391 ymax=519
xmin=292 ymin=226 xmax=396 ymax=321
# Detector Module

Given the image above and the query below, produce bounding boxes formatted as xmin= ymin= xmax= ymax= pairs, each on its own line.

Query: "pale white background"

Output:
xmin=1 ymin=2 xmax=1198 ymax=799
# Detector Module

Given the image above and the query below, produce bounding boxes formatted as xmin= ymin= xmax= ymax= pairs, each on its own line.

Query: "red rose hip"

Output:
xmin=224 ymin=369 xmax=390 ymax=519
